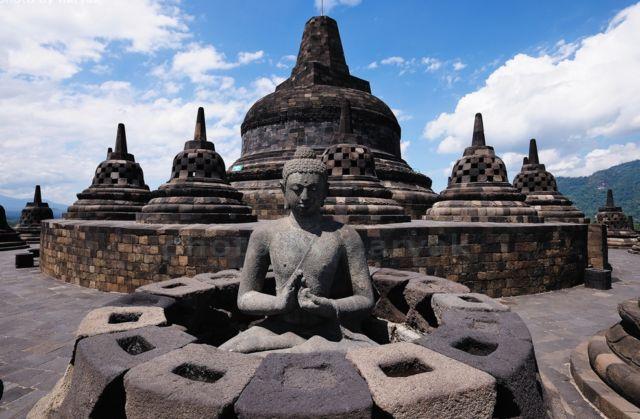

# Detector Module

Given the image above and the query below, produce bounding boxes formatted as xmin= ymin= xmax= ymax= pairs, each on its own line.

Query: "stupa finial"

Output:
xmin=293 ymin=15 xmax=349 ymax=76
xmin=606 ymin=189 xmax=615 ymax=207
xmin=528 ymin=139 xmax=540 ymax=165
xmin=194 ymin=107 xmax=207 ymax=142
xmin=33 ymin=185 xmax=42 ymax=205
xmin=472 ymin=113 xmax=486 ymax=147
xmin=114 ymin=123 xmax=128 ymax=156
xmin=338 ymin=99 xmax=353 ymax=134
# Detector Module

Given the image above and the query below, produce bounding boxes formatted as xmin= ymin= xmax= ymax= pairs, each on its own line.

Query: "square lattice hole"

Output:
xmin=117 ymin=335 xmax=155 ymax=355
xmin=380 ymin=358 xmax=433 ymax=378
xmin=452 ymin=337 xmax=498 ymax=356
xmin=173 ymin=363 xmax=224 ymax=383
xmin=108 ymin=312 xmax=142 ymax=324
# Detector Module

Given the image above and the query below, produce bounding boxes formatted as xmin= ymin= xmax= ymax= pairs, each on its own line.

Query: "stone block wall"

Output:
xmin=41 ymin=219 xmax=587 ymax=297
xmin=587 ymin=223 xmax=609 ymax=269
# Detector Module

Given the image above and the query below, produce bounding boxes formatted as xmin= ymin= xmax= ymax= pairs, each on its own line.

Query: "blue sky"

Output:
xmin=1 ymin=0 xmax=639 ymax=204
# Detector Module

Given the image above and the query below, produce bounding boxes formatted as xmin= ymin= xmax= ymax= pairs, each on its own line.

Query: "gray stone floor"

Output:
xmin=0 ymin=249 xmax=119 ymax=419
xmin=0 ymin=247 xmax=638 ymax=418
xmin=502 ymin=249 xmax=640 ymax=418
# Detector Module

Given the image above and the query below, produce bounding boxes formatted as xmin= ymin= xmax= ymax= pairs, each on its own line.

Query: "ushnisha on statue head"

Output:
xmin=280 ymin=146 xmax=328 ymax=218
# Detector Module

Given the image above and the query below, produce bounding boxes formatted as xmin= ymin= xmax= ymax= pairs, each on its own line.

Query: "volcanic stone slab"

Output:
xmin=431 ymin=292 xmax=510 ymax=325
xmin=58 ymin=326 xmax=195 ymax=418
xmin=618 ymin=298 xmax=640 ymax=337
xmin=104 ymin=291 xmax=177 ymax=311
xmin=235 ymin=352 xmax=372 ymax=418
xmin=346 ymin=342 xmax=496 ymax=419
xmin=370 ymin=268 xmax=411 ymax=323
xmin=124 ymin=343 xmax=261 ymax=419
xmin=437 ymin=309 xmax=533 ymax=342
xmin=415 ymin=322 xmax=544 ymax=418
xmin=403 ymin=274 xmax=470 ymax=333
xmin=136 ymin=275 xmax=238 ymax=344
xmin=75 ymin=306 xmax=167 ymax=340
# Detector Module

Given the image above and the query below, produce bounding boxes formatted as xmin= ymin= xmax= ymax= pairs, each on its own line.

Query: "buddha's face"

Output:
xmin=282 ymin=172 xmax=327 ymax=216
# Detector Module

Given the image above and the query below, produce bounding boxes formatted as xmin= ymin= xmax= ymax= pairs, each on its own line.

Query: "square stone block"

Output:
xmin=416 ymin=321 xmax=544 ymax=418
xmin=15 ymin=253 xmax=34 ymax=268
xmin=136 ymin=276 xmax=215 ymax=299
xmin=124 ymin=343 xmax=261 ymax=419
xmin=346 ymin=342 xmax=496 ymax=418
xmin=76 ymin=306 xmax=167 ymax=340
xmin=432 ymin=293 xmax=510 ymax=325
xmin=59 ymin=326 xmax=195 ymax=418
xmin=584 ymin=268 xmax=612 ymax=290
xmin=235 ymin=352 xmax=373 ymax=418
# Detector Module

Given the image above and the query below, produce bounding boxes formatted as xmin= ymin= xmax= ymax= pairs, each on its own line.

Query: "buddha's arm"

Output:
xmin=332 ymin=227 xmax=375 ymax=317
xmin=237 ymin=229 xmax=295 ymax=316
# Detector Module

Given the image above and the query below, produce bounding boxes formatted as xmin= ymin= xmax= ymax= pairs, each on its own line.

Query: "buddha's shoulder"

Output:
xmin=321 ymin=219 xmax=359 ymax=240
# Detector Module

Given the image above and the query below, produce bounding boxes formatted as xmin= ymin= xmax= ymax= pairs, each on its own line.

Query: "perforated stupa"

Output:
xmin=137 ymin=108 xmax=256 ymax=224
xmin=227 ymin=15 xmax=437 ymax=219
xmin=595 ymin=189 xmax=638 ymax=248
xmin=513 ymin=139 xmax=587 ymax=223
xmin=65 ymin=124 xmax=151 ymax=220
xmin=15 ymin=185 xmax=54 ymax=243
xmin=0 ymin=205 xmax=28 ymax=251
xmin=426 ymin=114 xmax=540 ymax=223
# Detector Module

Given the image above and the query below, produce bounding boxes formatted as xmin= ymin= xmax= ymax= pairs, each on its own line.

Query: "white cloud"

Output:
xmin=452 ymin=61 xmax=466 ymax=71
xmin=421 ymin=57 xmax=442 ymax=72
xmin=400 ymin=141 xmax=411 ymax=154
xmin=423 ymin=2 xmax=640 ymax=179
xmin=156 ymin=43 xmax=264 ymax=84
xmin=366 ymin=61 xmax=378 ymax=69
xmin=373 ymin=56 xmax=443 ymax=75
xmin=314 ymin=0 xmax=362 ymax=14
xmin=380 ymin=56 xmax=405 ymax=66
xmin=275 ymin=54 xmax=297 ymax=69
xmin=391 ymin=108 xmax=413 ymax=122
xmin=0 ymin=0 xmax=189 ymax=80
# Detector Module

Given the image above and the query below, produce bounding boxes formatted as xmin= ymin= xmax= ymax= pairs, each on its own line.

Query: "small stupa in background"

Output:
xmin=512 ymin=139 xmax=587 ymax=223
xmin=15 ymin=185 xmax=54 ymax=243
xmin=425 ymin=113 xmax=540 ymax=223
xmin=0 ymin=205 xmax=28 ymax=251
xmin=595 ymin=189 xmax=638 ymax=248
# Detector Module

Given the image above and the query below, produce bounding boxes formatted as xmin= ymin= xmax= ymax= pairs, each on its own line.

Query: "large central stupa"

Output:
xmin=227 ymin=16 xmax=437 ymax=219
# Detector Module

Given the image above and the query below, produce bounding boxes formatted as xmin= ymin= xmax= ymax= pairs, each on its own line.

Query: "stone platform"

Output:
xmin=40 ymin=219 xmax=588 ymax=296
xmin=1 ymin=249 xmax=637 ymax=417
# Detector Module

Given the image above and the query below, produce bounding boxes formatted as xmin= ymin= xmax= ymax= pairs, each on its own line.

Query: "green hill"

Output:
xmin=556 ymin=159 xmax=640 ymax=224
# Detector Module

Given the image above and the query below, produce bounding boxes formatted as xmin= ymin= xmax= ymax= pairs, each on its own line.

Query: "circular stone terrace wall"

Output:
xmin=41 ymin=219 xmax=587 ymax=297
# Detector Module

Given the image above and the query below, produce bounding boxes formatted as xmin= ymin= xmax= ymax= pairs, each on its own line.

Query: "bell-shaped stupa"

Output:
xmin=137 ymin=108 xmax=256 ymax=224
xmin=513 ymin=139 xmax=587 ymax=223
xmin=426 ymin=114 xmax=541 ymax=223
xmin=65 ymin=124 xmax=151 ymax=220
xmin=595 ymin=189 xmax=638 ymax=248
xmin=15 ymin=185 xmax=54 ymax=243
xmin=227 ymin=15 xmax=437 ymax=219
xmin=0 ymin=205 xmax=28 ymax=251
xmin=320 ymin=100 xmax=411 ymax=224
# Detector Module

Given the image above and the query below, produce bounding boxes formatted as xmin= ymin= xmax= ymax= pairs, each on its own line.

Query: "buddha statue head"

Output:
xmin=280 ymin=146 xmax=328 ymax=216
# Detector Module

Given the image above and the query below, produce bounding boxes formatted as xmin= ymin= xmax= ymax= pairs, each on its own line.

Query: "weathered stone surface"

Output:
xmin=346 ymin=342 xmax=496 ymax=418
xmin=370 ymin=268 xmax=411 ymax=323
xmin=426 ymin=114 xmax=541 ymax=223
xmin=584 ymin=268 xmax=612 ymax=290
xmin=596 ymin=189 xmax=638 ymax=249
xmin=27 ymin=365 xmax=74 ymax=419
xmin=0 ymin=204 xmax=28 ymax=251
xmin=416 ymin=319 xmax=544 ymax=418
xmin=235 ymin=352 xmax=372 ymax=419
xmin=15 ymin=253 xmax=34 ymax=268
xmin=58 ymin=326 xmax=195 ymax=418
xmin=571 ymin=339 xmax=640 ymax=419
xmin=513 ymin=139 xmax=587 ymax=224
xmin=138 ymin=108 xmax=256 ymax=224
xmin=618 ymin=298 xmax=640 ymax=337
xmin=65 ymin=123 xmax=151 ymax=220
xmin=124 ymin=343 xmax=261 ymax=419
xmin=15 ymin=185 xmax=54 ymax=244
xmin=40 ymin=218 xmax=588 ymax=297
xmin=228 ymin=16 xmax=437 ymax=219
xmin=588 ymin=333 xmax=640 ymax=406
xmin=431 ymin=292 xmax=510 ymax=324
xmin=104 ymin=291 xmax=176 ymax=311
xmin=137 ymin=276 xmax=237 ymax=345
xmin=437 ymin=310 xmax=533 ymax=342
xmin=75 ymin=306 xmax=166 ymax=340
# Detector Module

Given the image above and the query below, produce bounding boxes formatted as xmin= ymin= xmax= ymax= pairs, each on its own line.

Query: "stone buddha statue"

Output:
xmin=220 ymin=147 xmax=376 ymax=354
